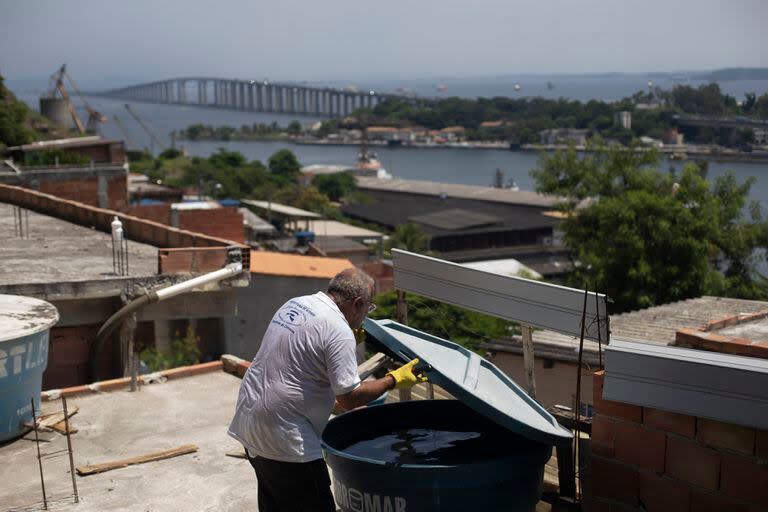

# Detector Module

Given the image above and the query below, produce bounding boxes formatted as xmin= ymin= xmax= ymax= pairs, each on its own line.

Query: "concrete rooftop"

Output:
xmin=0 ymin=203 xmax=157 ymax=286
xmin=0 ymin=371 xmax=256 ymax=512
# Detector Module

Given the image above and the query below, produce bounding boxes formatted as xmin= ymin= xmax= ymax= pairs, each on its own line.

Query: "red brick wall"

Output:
xmin=676 ymin=322 xmax=768 ymax=360
xmin=39 ymin=178 xmax=98 ymax=206
xmin=360 ymin=261 xmax=394 ymax=294
xmin=587 ymin=370 xmax=768 ymax=512
xmin=0 ymin=184 xmax=243 ymax=250
xmin=178 ymin=208 xmax=244 ymax=243
xmin=126 ymin=203 xmax=171 ymax=224
xmin=107 ymin=174 xmax=128 ymax=210
xmin=43 ymin=324 xmax=117 ymax=389
xmin=35 ymin=174 xmax=128 ymax=210
xmin=43 ymin=321 xmax=156 ymax=389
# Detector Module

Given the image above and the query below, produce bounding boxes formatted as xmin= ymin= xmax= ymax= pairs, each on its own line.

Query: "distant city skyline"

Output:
xmin=1 ymin=0 xmax=766 ymax=87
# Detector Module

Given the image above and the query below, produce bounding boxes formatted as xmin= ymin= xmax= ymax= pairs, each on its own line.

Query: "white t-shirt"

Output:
xmin=228 ymin=292 xmax=361 ymax=462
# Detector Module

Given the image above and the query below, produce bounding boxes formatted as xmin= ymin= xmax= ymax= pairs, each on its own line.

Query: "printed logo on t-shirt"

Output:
xmin=278 ymin=306 xmax=308 ymax=326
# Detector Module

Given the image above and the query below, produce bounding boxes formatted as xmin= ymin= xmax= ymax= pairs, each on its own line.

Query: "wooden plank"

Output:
xmin=555 ymin=442 xmax=576 ymax=499
xmin=49 ymin=419 xmax=78 ymax=435
xmin=76 ymin=444 xmax=198 ymax=476
xmin=521 ymin=324 xmax=537 ymax=399
xmin=358 ymin=352 xmax=388 ymax=381
xmin=37 ymin=406 xmax=79 ymax=430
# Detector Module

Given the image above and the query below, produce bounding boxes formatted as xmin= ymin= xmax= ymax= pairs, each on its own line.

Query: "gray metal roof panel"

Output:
xmin=604 ymin=338 xmax=768 ymax=429
xmin=364 ymin=318 xmax=573 ymax=445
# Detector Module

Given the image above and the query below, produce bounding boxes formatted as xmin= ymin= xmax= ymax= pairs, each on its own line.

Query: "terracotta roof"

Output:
xmin=367 ymin=126 xmax=401 ymax=133
xmin=250 ymin=251 xmax=354 ymax=278
xmin=480 ymin=121 xmax=505 ymax=128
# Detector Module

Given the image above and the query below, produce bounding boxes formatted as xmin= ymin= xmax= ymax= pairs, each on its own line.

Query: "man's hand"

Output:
xmin=387 ymin=358 xmax=428 ymax=389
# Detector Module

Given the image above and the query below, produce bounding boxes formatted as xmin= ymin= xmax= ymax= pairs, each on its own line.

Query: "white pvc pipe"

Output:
xmin=155 ymin=262 xmax=243 ymax=301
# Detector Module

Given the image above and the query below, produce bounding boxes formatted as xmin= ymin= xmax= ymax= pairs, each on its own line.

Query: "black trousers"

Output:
xmin=246 ymin=451 xmax=336 ymax=512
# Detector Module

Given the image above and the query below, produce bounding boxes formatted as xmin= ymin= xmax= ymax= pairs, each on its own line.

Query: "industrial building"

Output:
xmin=344 ymin=177 xmax=570 ymax=276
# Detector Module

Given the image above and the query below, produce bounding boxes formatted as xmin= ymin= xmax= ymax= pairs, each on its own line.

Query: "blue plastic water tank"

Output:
xmin=322 ymin=400 xmax=552 ymax=512
xmin=295 ymin=230 xmax=316 ymax=246
xmin=0 ymin=295 xmax=59 ymax=442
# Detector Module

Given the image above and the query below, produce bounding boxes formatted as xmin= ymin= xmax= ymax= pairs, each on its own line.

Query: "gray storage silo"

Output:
xmin=39 ymin=97 xmax=72 ymax=129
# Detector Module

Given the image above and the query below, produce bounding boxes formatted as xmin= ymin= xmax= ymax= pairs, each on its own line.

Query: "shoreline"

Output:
xmin=177 ymin=136 xmax=768 ymax=164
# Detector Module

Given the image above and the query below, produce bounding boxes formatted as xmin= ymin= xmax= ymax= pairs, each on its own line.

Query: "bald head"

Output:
xmin=327 ymin=268 xmax=374 ymax=303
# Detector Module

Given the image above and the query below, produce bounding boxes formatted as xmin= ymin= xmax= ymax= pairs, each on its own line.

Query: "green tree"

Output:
xmin=180 ymin=148 xmax=269 ymax=198
xmin=274 ymin=185 xmax=337 ymax=216
xmin=531 ymin=144 xmax=768 ymax=312
xmin=287 ymin=120 xmax=302 ymax=136
xmin=0 ymin=74 xmax=36 ymax=148
xmin=370 ymin=292 xmax=514 ymax=352
xmin=312 ymin=172 xmax=357 ymax=201
xmin=159 ymin=148 xmax=182 ymax=159
xmin=268 ymin=149 xmax=301 ymax=181
xmin=386 ymin=223 xmax=429 ymax=254
xmin=139 ymin=326 xmax=201 ymax=371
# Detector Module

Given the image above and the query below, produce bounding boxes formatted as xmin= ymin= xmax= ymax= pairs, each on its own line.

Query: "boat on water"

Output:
xmin=300 ymin=135 xmax=392 ymax=181
xmin=354 ymin=141 xmax=392 ymax=179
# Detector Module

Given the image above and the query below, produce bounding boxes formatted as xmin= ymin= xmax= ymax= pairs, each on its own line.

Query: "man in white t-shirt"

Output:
xmin=228 ymin=268 xmax=425 ymax=511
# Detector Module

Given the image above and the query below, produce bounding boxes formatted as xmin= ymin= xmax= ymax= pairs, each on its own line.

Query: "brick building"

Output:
xmin=128 ymin=200 xmax=245 ymax=243
xmin=585 ymin=305 xmax=768 ymax=511
xmin=0 ymin=183 xmax=249 ymax=389
xmin=1 ymin=163 xmax=129 ymax=210
xmin=6 ymin=136 xmax=127 ymax=165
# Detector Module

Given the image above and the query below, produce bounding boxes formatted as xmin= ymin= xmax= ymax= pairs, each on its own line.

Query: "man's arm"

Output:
xmin=335 ymin=376 xmax=395 ymax=412
xmin=335 ymin=358 xmax=427 ymax=412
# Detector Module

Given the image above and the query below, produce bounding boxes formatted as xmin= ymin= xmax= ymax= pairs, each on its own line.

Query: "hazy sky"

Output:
xmin=1 ymin=0 xmax=766 ymax=86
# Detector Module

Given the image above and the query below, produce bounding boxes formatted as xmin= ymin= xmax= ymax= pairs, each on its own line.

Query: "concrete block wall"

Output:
xmin=587 ymin=370 xmax=768 ymax=511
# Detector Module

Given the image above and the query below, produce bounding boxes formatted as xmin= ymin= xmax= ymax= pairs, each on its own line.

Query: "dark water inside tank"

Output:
xmin=342 ymin=428 xmax=501 ymax=465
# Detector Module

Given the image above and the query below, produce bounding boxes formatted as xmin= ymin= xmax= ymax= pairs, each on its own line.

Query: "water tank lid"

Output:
xmin=364 ymin=318 xmax=572 ymax=445
xmin=0 ymin=295 xmax=59 ymax=344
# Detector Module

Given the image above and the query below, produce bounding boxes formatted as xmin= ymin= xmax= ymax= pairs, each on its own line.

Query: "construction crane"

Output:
xmin=47 ymin=64 xmax=107 ymax=134
xmin=123 ymin=104 xmax=167 ymax=154
xmin=112 ymin=114 xmax=137 ymax=150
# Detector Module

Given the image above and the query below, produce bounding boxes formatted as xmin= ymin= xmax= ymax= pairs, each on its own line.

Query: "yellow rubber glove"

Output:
xmin=387 ymin=358 xmax=428 ymax=389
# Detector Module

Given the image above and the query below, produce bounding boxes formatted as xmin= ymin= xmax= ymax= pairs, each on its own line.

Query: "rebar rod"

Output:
xmin=30 ymin=398 xmax=48 ymax=510
xmin=62 ymin=396 xmax=79 ymax=502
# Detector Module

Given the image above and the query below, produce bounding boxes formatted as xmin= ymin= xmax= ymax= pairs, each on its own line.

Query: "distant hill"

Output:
xmin=696 ymin=68 xmax=768 ymax=81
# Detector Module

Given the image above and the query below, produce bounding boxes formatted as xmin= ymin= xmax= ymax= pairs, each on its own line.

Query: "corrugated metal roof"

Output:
xmin=306 ymin=220 xmax=384 ymax=238
xmin=611 ymin=296 xmax=768 ymax=345
xmin=409 ymin=208 xmax=500 ymax=230
xmin=356 ymin=177 xmax=560 ymax=208
xmin=480 ymin=295 xmax=768 ymax=363
xmin=250 ymin=251 xmax=354 ymax=278
xmin=241 ymin=199 xmax=322 ymax=218
xmin=8 ymin=136 xmax=123 ymax=152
